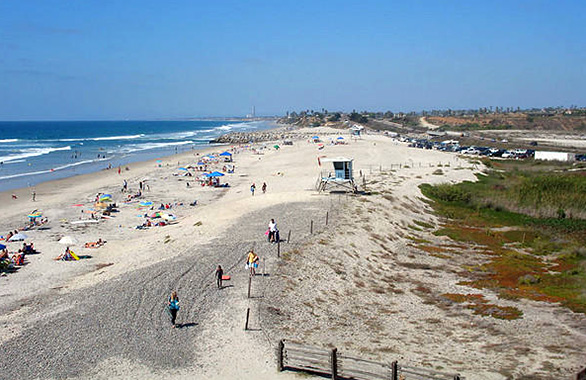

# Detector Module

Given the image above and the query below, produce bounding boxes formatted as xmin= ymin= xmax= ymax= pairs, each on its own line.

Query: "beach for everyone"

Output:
xmin=0 ymin=126 xmax=584 ymax=379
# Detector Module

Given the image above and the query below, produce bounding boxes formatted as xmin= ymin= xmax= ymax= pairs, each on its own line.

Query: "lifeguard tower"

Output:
xmin=317 ymin=157 xmax=357 ymax=193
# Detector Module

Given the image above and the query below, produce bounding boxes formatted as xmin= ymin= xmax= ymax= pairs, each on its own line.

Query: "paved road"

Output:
xmin=0 ymin=200 xmax=331 ymax=379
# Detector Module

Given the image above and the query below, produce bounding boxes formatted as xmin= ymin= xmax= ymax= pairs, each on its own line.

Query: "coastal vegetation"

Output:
xmin=420 ymin=160 xmax=586 ymax=314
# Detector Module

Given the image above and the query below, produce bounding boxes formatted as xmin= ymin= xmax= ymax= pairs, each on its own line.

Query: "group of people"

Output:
xmin=250 ymin=182 xmax=267 ymax=196
xmin=164 ymin=214 xmax=282 ymax=330
xmin=0 ymin=242 xmax=35 ymax=268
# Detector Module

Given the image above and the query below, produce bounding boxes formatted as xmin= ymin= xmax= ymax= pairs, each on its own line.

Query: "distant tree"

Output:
xmin=328 ymin=112 xmax=341 ymax=122
xmin=349 ymin=112 xmax=368 ymax=123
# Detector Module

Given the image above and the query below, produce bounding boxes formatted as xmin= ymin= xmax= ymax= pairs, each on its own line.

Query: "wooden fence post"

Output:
xmin=277 ymin=340 xmax=285 ymax=371
xmin=391 ymin=361 xmax=398 ymax=380
xmin=330 ymin=348 xmax=338 ymax=380
xmin=244 ymin=308 xmax=250 ymax=330
xmin=247 ymin=276 xmax=252 ymax=298
xmin=287 ymin=230 xmax=291 ymax=243
xmin=310 ymin=220 xmax=313 ymax=234
xmin=326 ymin=211 xmax=329 ymax=226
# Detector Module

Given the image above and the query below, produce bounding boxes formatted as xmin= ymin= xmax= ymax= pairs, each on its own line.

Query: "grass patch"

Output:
xmin=421 ymin=165 xmax=586 ymax=314
xmin=413 ymin=220 xmax=435 ymax=229
xmin=442 ymin=293 xmax=523 ymax=320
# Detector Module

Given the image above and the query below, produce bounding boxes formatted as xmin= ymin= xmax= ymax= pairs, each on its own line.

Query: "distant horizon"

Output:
xmin=1 ymin=103 xmax=585 ymax=122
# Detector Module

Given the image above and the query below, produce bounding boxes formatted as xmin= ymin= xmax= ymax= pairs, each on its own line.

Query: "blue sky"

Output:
xmin=0 ymin=0 xmax=584 ymax=120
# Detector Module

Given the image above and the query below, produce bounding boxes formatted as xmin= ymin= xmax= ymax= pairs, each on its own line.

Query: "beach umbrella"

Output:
xmin=9 ymin=233 xmax=28 ymax=242
xmin=0 ymin=244 xmax=6 ymax=250
xmin=156 ymin=160 xmax=162 ymax=163
xmin=98 ymin=194 xmax=112 ymax=202
xmin=196 ymin=161 xmax=205 ymax=165
xmin=28 ymin=211 xmax=42 ymax=218
xmin=178 ymin=167 xmax=188 ymax=171
xmin=219 ymin=151 xmax=232 ymax=156
xmin=208 ymin=171 xmax=225 ymax=177
xmin=139 ymin=201 xmax=153 ymax=208
xmin=312 ymin=136 xmax=319 ymax=139
xmin=273 ymin=145 xmax=280 ymax=149
xmin=149 ymin=212 xmax=161 ymax=219
xmin=337 ymin=136 xmax=344 ymax=140
xmin=160 ymin=213 xmax=176 ymax=221
xmin=58 ymin=236 xmax=78 ymax=245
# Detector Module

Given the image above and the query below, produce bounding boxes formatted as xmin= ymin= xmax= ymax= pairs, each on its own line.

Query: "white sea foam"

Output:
xmin=56 ymin=134 xmax=145 ymax=142
xmin=121 ymin=140 xmax=194 ymax=154
xmin=0 ymin=146 xmax=71 ymax=163
xmin=0 ymin=156 xmax=109 ymax=181
xmin=0 ymin=139 xmax=19 ymax=143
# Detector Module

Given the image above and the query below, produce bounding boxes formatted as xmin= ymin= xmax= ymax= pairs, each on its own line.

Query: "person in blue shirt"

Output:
xmin=168 ymin=291 xmax=180 ymax=328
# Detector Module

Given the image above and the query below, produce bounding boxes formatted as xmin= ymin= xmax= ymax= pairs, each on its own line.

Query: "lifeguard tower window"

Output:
xmin=333 ymin=161 xmax=351 ymax=180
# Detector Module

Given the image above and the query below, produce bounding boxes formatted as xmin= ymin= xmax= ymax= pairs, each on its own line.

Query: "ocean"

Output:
xmin=0 ymin=120 xmax=274 ymax=192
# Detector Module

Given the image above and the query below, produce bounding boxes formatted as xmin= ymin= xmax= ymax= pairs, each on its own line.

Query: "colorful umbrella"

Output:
xmin=178 ymin=167 xmax=188 ymax=171
xmin=99 ymin=194 xmax=112 ymax=202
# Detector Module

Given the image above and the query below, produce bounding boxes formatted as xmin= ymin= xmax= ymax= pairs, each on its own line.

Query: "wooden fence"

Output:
xmin=277 ymin=340 xmax=463 ymax=380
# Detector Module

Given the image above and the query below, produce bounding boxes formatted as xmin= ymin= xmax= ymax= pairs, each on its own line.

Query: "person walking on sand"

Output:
xmin=247 ymin=250 xmax=259 ymax=276
xmin=268 ymin=218 xmax=277 ymax=243
xmin=262 ymin=182 xmax=267 ymax=194
xmin=31 ymin=190 xmax=36 ymax=202
xmin=167 ymin=291 xmax=180 ymax=328
xmin=215 ymin=265 xmax=224 ymax=289
xmin=250 ymin=183 xmax=256 ymax=196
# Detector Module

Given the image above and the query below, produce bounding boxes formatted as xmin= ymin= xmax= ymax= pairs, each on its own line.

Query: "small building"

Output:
xmin=534 ymin=151 xmax=575 ymax=162
xmin=350 ymin=125 xmax=364 ymax=136
xmin=317 ymin=157 xmax=357 ymax=193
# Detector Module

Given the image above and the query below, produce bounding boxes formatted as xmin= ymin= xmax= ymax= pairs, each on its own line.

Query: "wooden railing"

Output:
xmin=277 ymin=340 xmax=463 ymax=380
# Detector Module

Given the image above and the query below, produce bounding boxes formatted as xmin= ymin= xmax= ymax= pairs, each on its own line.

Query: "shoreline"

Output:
xmin=0 ymin=119 xmax=281 ymax=193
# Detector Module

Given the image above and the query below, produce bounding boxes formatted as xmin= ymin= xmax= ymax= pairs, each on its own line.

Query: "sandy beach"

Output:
xmin=0 ymin=126 xmax=584 ymax=379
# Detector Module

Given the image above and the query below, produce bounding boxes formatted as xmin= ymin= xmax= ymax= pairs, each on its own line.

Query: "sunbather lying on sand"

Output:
xmin=84 ymin=238 xmax=106 ymax=248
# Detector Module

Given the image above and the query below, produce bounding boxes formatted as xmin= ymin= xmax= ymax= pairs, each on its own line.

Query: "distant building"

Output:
xmin=534 ymin=151 xmax=575 ymax=161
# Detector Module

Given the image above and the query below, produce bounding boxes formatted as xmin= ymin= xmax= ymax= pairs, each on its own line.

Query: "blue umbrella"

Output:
xmin=219 ymin=151 xmax=232 ymax=156
xmin=178 ymin=167 xmax=188 ymax=171
xmin=0 ymin=244 xmax=6 ymax=250
xmin=312 ymin=136 xmax=319 ymax=139
xmin=337 ymin=136 xmax=344 ymax=140
xmin=208 ymin=171 xmax=225 ymax=177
